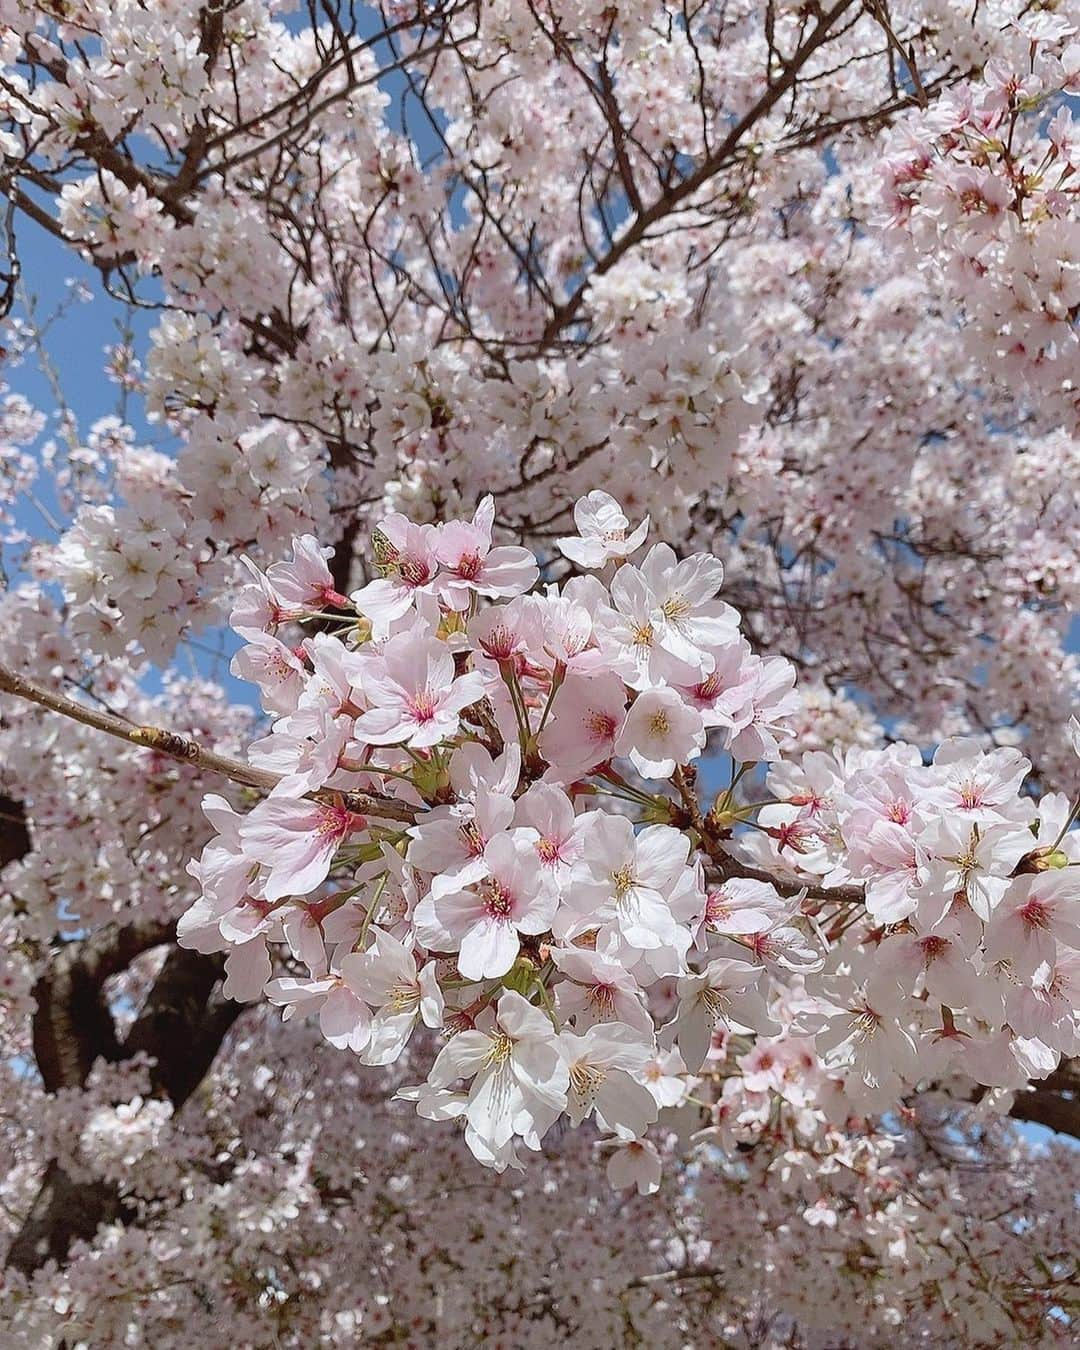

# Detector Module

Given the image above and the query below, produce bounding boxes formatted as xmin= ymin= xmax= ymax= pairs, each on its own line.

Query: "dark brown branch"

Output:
xmin=125 ymin=946 xmax=244 ymax=1107
xmin=1009 ymin=1060 xmax=1080 ymax=1139
xmin=5 ymin=1163 xmax=127 ymax=1272
xmin=31 ymin=920 xmax=176 ymax=1093
xmin=0 ymin=793 xmax=30 ymax=869
xmin=0 ymin=661 xmax=418 ymax=823
xmin=710 ymin=850 xmax=867 ymax=906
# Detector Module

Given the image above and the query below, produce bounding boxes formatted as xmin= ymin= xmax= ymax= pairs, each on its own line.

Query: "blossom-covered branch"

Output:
xmin=166 ymin=494 xmax=1080 ymax=1181
xmin=0 ymin=4 xmax=1078 ymax=1343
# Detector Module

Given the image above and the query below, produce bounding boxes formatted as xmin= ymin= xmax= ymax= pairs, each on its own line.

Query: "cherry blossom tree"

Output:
xmin=0 ymin=2 xmax=1078 ymax=1345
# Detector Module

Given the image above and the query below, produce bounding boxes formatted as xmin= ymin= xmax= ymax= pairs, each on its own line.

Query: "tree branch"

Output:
xmin=540 ymin=0 xmax=859 ymax=343
xmin=31 ymin=920 xmax=176 ymax=1093
xmin=0 ymin=662 xmax=418 ymax=823
xmin=0 ymin=793 xmax=30 ymax=869
xmin=1009 ymin=1060 xmax=1080 ymax=1139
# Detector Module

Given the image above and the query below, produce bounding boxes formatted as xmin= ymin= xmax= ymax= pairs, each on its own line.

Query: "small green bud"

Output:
xmin=501 ymin=956 xmax=538 ymax=995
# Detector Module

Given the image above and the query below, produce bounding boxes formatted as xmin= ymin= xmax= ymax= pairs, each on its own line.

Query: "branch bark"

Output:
xmin=0 ymin=662 xmax=418 ymax=823
xmin=0 ymin=792 xmax=30 ymax=869
xmin=1009 ymin=1060 xmax=1080 ymax=1139
xmin=31 ymin=920 xmax=176 ymax=1093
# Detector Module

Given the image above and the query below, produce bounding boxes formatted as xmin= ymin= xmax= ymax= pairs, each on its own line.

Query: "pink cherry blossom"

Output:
xmin=353 ymin=633 xmax=484 ymax=748
xmin=538 ymin=671 xmax=627 ymax=779
xmin=413 ymin=834 xmax=556 ymax=980
xmin=556 ymin=490 xmax=650 ymax=569
xmin=240 ymin=798 xmax=367 ymax=902
xmin=435 ymin=494 xmax=538 ymax=609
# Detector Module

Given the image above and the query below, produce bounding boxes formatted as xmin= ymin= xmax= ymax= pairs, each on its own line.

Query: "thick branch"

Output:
xmin=0 ymin=662 xmax=417 ymax=823
xmin=1009 ymin=1060 xmax=1080 ymax=1139
xmin=4 ymin=1162 xmax=126 ymax=1272
xmin=0 ymin=793 xmax=30 ymax=868
xmin=126 ymin=947 xmax=244 ymax=1107
xmin=710 ymin=850 xmax=866 ymax=906
xmin=31 ymin=920 xmax=176 ymax=1092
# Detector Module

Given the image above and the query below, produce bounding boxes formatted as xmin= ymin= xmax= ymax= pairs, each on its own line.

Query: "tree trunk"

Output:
xmin=5 ymin=922 xmax=243 ymax=1275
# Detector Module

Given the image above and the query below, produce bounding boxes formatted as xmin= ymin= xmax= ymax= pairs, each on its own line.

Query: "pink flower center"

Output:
xmin=1019 ymin=897 xmax=1051 ymax=931
xmin=957 ymin=781 xmax=984 ymax=810
xmin=557 ymin=625 xmax=589 ymax=656
xmin=585 ymin=710 xmax=617 ymax=742
xmin=536 ymin=835 xmax=562 ymax=865
xmin=483 ymin=880 xmax=515 ymax=919
xmin=481 ymin=624 xmax=518 ymax=660
xmin=772 ymin=820 xmax=814 ymax=853
xmin=316 ymin=805 xmax=362 ymax=839
xmin=918 ymin=935 xmax=949 ymax=963
xmin=849 ymin=1004 xmax=882 ymax=1039
xmin=959 ymin=185 xmax=999 ymax=216
xmin=693 ymin=671 xmax=723 ymax=701
xmin=700 ymin=987 xmax=731 ymax=1024
xmin=400 ymin=554 xmax=434 ymax=587
xmin=455 ymin=551 xmax=483 ymax=580
xmin=747 ymin=931 xmax=775 ymax=960
xmin=587 ymin=983 xmax=616 ymax=1018
xmin=459 ymin=820 xmax=486 ymax=856
xmin=408 ymin=690 xmax=438 ymax=723
xmin=648 ymin=709 xmax=671 ymax=737
xmin=704 ymin=890 xmax=730 ymax=926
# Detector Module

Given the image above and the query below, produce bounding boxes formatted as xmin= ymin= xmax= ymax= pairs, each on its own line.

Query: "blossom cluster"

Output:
xmin=178 ymin=493 xmax=1080 ymax=1179
xmin=48 ymin=418 xmax=328 ymax=664
xmin=0 ymin=1 xmax=1079 ymax=1338
xmin=734 ymin=738 xmax=1080 ymax=1105
xmin=881 ymin=16 xmax=1080 ymax=428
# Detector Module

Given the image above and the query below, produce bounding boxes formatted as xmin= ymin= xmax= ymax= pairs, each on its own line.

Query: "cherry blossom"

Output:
xmin=413 ymin=834 xmax=557 ymax=981
xmin=556 ymin=490 xmax=650 ymax=570
xmin=0 ymin=4 xmax=1079 ymax=1340
xmin=353 ymin=633 xmax=484 ymax=749
xmin=425 ymin=991 xmax=568 ymax=1157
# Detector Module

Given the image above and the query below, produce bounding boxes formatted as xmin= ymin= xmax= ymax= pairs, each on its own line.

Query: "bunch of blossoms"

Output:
xmin=177 ymin=489 xmax=1080 ymax=1179
xmin=680 ymin=1097 xmax=1080 ymax=1348
xmin=0 ymin=579 xmax=256 ymax=943
xmin=47 ymin=415 xmax=329 ymax=664
xmin=880 ymin=14 xmax=1080 ymax=429
xmin=729 ymin=727 xmax=1080 ymax=1114
xmin=177 ymin=488 xmax=802 ymax=1175
xmin=5 ymin=0 xmax=1079 ymax=776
